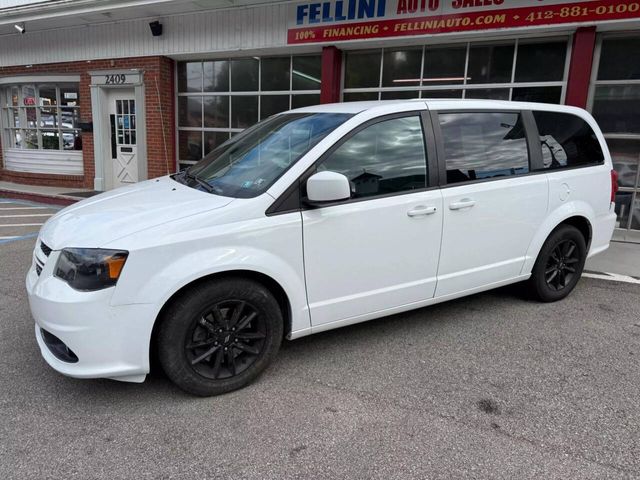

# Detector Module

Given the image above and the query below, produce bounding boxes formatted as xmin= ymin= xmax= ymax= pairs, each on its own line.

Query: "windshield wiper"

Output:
xmin=185 ymin=170 xmax=215 ymax=193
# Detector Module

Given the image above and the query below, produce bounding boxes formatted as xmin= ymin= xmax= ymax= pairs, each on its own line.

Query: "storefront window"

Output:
xmin=591 ymin=35 xmax=640 ymax=232
xmin=1 ymin=83 xmax=81 ymax=151
xmin=343 ymin=38 xmax=568 ymax=102
xmin=177 ymin=54 xmax=321 ymax=170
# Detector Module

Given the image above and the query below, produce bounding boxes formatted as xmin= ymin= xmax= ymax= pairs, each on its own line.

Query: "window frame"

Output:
xmin=0 ymin=82 xmax=81 ymax=152
xmin=175 ymin=54 xmax=323 ymax=170
xmin=588 ymin=32 xmax=640 ymax=232
xmin=341 ymin=37 xmax=571 ymax=103
xmin=266 ymin=110 xmax=438 ymax=215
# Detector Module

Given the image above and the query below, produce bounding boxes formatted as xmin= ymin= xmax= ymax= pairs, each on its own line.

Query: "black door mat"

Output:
xmin=59 ymin=191 xmax=101 ymax=198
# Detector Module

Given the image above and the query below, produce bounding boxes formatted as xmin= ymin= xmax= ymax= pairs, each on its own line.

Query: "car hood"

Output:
xmin=40 ymin=176 xmax=234 ymax=250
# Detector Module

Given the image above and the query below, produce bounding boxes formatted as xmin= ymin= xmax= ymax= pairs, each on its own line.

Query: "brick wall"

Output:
xmin=0 ymin=56 xmax=176 ymax=189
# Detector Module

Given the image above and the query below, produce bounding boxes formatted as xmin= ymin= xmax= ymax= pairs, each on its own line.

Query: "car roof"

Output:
xmin=289 ymin=99 xmax=588 ymax=117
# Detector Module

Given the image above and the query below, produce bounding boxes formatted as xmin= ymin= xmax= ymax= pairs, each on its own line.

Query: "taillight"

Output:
xmin=611 ymin=169 xmax=619 ymax=203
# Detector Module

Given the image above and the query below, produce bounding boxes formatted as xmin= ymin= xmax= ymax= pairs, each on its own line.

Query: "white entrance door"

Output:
xmin=108 ymin=91 xmax=138 ymax=189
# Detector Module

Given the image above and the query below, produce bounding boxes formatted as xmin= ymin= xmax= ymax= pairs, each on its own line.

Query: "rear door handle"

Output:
xmin=449 ymin=199 xmax=476 ymax=210
xmin=407 ymin=205 xmax=437 ymax=217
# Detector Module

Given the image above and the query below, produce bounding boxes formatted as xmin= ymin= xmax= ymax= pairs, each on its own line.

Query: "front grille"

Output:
xmin=41 ymin=242 xmax=52 ymax=257
xmin=35 ymin=264 xmax=42 ymax=276
xmin=40 ymin=329 xmax=78 ymax=363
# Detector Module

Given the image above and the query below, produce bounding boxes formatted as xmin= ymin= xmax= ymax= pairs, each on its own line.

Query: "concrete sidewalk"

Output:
xmin=0 ymin=180 xmax=94 ymax=205
xmin=586 ymin=241 xmax=640 ymax=278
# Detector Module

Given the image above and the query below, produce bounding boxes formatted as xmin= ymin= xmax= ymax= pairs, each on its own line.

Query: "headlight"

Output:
xmin=54 ymin=248 xmax=128 ymax=291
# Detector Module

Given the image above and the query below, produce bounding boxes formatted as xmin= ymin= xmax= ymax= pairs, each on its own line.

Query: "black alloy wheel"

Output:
xmin=529 ymin=224 xmax=587 ymax=302
xmin=186 ymin=300 xmax=266 ymax=380
xmin=543 ymin=239 xmax=580 ymax=291
xmin=158 ymin=278 xmax=283 ymax=396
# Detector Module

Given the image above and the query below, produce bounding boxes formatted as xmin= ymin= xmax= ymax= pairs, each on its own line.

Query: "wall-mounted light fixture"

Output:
xmin=149 ymin=21 xmax=163 ymax=37
xmin=14 ymin=23 xmax=25 ymax=34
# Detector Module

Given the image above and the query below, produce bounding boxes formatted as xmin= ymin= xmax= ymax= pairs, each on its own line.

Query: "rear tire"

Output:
xmin=157 ymin=278 xmax=283 ymax=396
xmin=528 ymin=224 xmax=587 ymax=302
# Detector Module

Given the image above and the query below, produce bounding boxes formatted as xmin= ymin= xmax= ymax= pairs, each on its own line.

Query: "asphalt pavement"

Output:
xmin=1 ymin=202 xmax=639 ymax=479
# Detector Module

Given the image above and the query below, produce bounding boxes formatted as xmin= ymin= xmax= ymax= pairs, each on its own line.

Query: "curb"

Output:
xmin=0 ymin=189 xmax=78 ymax=206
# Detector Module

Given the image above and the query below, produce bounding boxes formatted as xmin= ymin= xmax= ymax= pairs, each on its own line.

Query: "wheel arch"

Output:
xmin=522 ymin=203 xmax=595 ymax=275
xmin=149 ymin=269 xmax=293 ymax=372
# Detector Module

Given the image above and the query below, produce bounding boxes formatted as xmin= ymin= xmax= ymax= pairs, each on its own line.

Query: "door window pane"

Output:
xmin=515 ymin=42 xmax=567 ymax=82
xmin=178 ymin=97 xmax=202 ymax=127
xmin=318 ymin=116 xmax=427 ymax=199
xmin=261 ymin=57 xmax=290 ymax=91
xmin=231 ymin=96 xmax=258 ymax=128
xmin=203 ymin=60 xmax=229 ymax=92
xmin=261 ymin=95 xmax=290 ymax=120
xmin=382 ymin=48 xmax=422 ymax=87
xmin=598 ymin=37 xmax=640 ymax=81
xmin=512 ymin=86 xmax=562 ymax=104
xmin=203 ymin=96 xmax=229 ymax=128
xmin=178 ymin=62 xmax=203 ymax=92
xmin=345 ymin=51 xmax=381 ymax=88
xmin=423 ymin=46 xmax=467 ymax=85
xmin=292 ymin=55 xmax=322 ymax=90
xmin=533 ymin=111 xmax=604 ymax=169
xmin=439 ymin=112 xmax=529 ymax=184
xmin=592 ymin=85 xmax=640 ymax=134
xmin=467 ymin=44 xmax=514 ymax=84
xmin=231 ymin=58 xmax=259 ymax=91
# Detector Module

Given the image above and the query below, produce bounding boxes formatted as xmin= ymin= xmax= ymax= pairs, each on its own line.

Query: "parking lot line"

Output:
xmin=0 ymin=223 xmax=44 ymax=227
xmin=0 ymin=232 xmax=38 ymax=244
xmin=0 ymin=207 xmax=53 ymax=210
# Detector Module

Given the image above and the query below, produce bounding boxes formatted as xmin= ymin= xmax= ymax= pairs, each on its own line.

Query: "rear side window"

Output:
xmin=532 ymin=111 xmax=604 ymax=170
xmin=317 ymin=115 xmax=427 ymax=199
xmin=438 ymin=112 xmax=529 ymax=184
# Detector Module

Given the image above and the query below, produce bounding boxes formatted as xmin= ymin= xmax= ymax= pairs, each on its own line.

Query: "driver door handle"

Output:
xmin=449 ymin=199 xmax=476 ymax=210
xmin=407 ymin=205 xmax=437 ymax=217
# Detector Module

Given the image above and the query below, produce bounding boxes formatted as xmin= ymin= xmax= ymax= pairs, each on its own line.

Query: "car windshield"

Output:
xmin=179 ymin=112 xmax=353 ymax=198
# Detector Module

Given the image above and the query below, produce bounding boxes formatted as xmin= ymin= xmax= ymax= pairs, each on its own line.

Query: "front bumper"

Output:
xmin=27 ymin=248 xmax=157 ymax=383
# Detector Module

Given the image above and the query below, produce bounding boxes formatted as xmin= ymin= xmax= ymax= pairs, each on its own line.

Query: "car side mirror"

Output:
xmin=305 ymin=171 xmax=351 ymax=206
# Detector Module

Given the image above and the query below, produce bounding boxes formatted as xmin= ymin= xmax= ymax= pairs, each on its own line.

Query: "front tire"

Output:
xmin=529 ymin=224 xmax=587 ymax=302
xmin=157 ymin=278 xmax=283 ymax=396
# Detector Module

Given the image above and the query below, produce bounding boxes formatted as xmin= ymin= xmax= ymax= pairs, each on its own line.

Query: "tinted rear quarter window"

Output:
xmin=438 ymin=112 xmax=529 ymax=184
xmin=532 ymin=111 xmax=604 ymax=170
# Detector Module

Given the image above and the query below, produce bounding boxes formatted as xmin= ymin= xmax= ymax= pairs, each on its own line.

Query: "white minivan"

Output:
xmin=27 ymin=100 xmax=618 ymax=396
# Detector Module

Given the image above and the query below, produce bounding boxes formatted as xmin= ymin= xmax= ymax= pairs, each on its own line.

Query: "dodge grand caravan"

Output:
xmin=27 ymin=100 xmax=617 ymax=396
